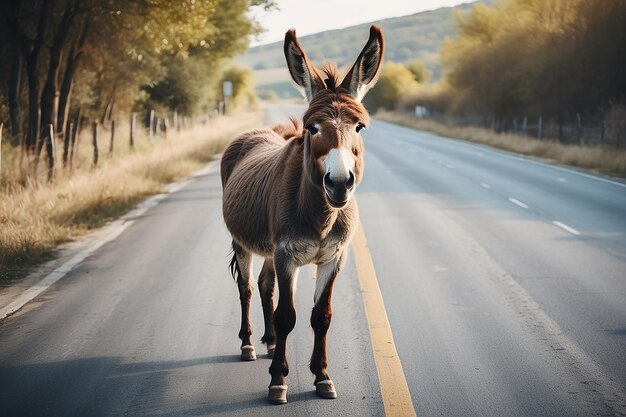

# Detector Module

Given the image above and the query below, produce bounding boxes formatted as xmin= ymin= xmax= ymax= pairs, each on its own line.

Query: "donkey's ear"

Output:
xmin=284 ymin=29 xmax=325 ymax=102
xmin=340 ymin=25 xmax=384 ymax=102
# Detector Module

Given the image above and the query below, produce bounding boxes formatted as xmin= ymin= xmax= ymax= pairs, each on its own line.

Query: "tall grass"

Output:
xmin=0 ymin=111 xmax=262 ymax=283
xmin=376 ymin=111 xmax=626 ymax=177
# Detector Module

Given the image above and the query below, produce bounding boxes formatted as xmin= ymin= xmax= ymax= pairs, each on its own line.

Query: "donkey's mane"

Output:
xmin=320 ymin=63 xmax=340 ymax=92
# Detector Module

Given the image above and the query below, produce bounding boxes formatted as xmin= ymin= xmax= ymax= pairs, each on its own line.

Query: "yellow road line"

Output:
xmin=352 ymin=223 xmax=417 ymax=417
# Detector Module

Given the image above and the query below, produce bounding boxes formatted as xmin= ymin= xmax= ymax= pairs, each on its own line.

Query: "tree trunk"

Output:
xmin=57 ymin=17 xmax=91 ymax=134
xmin=26 ymin=54 xmax=42 ymax=154
xmin=41 ymin=3 xmax=78 ymax=144
xmin=22 ymin=0 xmax=51 ymax=153
xmin=7 ymin=1 xmax=22 ymax=146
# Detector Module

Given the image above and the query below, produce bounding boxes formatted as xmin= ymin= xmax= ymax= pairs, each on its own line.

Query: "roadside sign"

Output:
xmin=223 ymin=81 xmax=233 ymax=97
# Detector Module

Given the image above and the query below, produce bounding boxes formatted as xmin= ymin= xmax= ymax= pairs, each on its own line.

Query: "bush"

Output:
xmin=363 ymin=62 xmax=419 ymax=113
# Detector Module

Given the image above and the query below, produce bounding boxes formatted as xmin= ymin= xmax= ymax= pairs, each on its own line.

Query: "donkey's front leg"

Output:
xmin=267 ymin=249 xmax=298 ymax=404
xmin=310 ymin=254 xmax=344 ymax=399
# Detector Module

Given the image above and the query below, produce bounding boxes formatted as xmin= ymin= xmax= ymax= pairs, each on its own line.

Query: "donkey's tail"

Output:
xmin=228 ymin=248 xmax=242 ymax=283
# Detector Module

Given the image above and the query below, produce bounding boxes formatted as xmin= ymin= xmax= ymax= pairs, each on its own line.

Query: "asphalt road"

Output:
xmin=1 ymin=104 xmax=625 ymax=416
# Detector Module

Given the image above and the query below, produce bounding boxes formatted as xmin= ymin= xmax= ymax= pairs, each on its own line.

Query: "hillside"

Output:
xmin=236 ymin=1 xmax=485 ymax=98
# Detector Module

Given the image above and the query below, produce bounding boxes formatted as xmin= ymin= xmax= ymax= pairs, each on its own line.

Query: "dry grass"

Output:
xmin=0 ymin=111 xmax=263 ymax=282
xmin=376 ymin=111 xmax=626 ymax=177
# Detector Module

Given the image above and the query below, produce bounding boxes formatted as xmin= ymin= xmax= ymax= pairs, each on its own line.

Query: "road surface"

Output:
xmin=1 ymin=104 xmax=625 ymax=416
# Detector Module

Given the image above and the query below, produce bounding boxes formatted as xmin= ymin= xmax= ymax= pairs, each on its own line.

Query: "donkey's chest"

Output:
xmin=286 ymin=235 xmax=346 ymax=266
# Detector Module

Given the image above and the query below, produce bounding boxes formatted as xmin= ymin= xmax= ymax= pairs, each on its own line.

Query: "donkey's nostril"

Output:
xmin=323 ymin=172 xmax=335 ymax=189
xmin=346 ymin=171 xmax=355 ymax=189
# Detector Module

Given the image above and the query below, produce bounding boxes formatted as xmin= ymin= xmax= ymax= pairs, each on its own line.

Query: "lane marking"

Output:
xmin=508 ymin=198 xmax=529 ymax=210
xmin=352 ymin=224 xmax=417 ymax=417
xmin=446 ymin=164 xmax=454 ymax=169
xmin=0 ymin=161 xmax=220 ymax=320
xmin=480 ymin=182 xmax=491 ymax=189
xmin=552 ymin=221 xmax=580 ymax=236
xmin=557 ymin=177 xmax=567 ymax=183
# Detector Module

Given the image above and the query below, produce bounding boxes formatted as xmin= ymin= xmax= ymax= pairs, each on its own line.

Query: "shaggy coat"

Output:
xmin=221 ymin=25 xmax=384 ymax=405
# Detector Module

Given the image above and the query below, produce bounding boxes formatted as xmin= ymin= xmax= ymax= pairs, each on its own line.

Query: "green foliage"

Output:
xmin=363 ymin=63 xmax=420 ymax=113
xmin=220 ymin=65 xmax=257 ymax=110
xmin=405 ymin=60 xmax=430 ymax=84
xmin=0 ymin=0 xmax=273 ymax=145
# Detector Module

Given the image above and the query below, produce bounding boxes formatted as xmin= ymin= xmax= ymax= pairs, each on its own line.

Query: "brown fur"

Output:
xmin=221 ymin=25 xmax=384 ymax=401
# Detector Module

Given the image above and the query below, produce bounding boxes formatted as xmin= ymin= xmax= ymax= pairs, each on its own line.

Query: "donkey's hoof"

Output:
xmin=315 ymin=380 xmax=337 ymax=399
xmin=240 ymin=345 xmax=256 ymax=361
xmin=267 ymin=344 xmax=276 ymax=359
xmin=268 ymin=385 xmax=288 ymax=404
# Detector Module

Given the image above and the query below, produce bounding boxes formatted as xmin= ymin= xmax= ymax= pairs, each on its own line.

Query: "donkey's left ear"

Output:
xmin=340 ymin=25 xmax=384 ymax=102
xmin=284 ymin=29 xmax=326 ymax=102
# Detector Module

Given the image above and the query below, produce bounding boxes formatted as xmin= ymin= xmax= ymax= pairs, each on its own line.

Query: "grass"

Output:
xmin=0 ymin=110 xmax=263 ymax=284
xmin=376 ymin=111 xmax=626 ymax=177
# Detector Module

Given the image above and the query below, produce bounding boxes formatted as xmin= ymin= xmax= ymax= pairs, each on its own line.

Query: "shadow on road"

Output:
xmin=0 ymin=354 xmax=280 ymax=416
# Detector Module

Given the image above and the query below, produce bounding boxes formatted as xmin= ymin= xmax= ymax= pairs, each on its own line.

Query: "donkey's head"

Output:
xmin=284 ymin=26 xmax=384 ymax=208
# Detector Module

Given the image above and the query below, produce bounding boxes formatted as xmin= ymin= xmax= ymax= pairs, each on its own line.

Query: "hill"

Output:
xmin=236 ymin=1 xmax=485 ymax=98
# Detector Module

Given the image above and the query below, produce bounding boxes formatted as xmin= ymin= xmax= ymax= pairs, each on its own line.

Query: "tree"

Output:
xmin=363 ymin=62 xmax=419 ymax=112
xmin=405 ymin=60 xmax=431 ymax=84
xmin=440 ymin=0 xmax=626 ymax=123
xmin=0 ymin=0 xmax=275 ymax=156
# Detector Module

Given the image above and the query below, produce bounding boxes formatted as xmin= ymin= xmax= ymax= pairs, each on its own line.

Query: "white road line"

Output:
xmin=452 ymin=137 xmax=626 ymax=189
xmin=557 ymin=177 xmax=567 ymax=183
xmin=0 ymin=160 xmax=220 ymax=320
xmin=509 ymin=198 xmax=529 ymax=210
xmin=480 ymin=182 xmax=491 ymax=189
xmin=446 ymin=164 xmax=454 ymax=169
xmin=552 ymin=221 xmax=580 ymax=235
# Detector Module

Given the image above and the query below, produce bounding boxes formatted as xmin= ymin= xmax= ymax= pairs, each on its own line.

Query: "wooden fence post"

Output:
xmin=109 ymin=120 xmax=115 ymax=154
xmin=63 ymin=123 xmax=72 ymax=168
xmin=92 ymin=121 xmax=99 ymax=166
xmin=130 ymin=113 xmax=136 ymax=148
xmin=70 ymin=118 xmax=79 ymax=171
xmin=147 ymin=109 xmax=155 ymax=137
xmin=46 ymin=124 xmax=55 ymax=182
xmin=538 ymin=115 xmax=543 ymax=140
xmin=173 ymin=111 xmax=179 ymax=132
xmin=162 ymin=117 xmax=168 ymax=138
xmin=152 ymin=111 xmax=158 ymax=137
xmin=576 ymin=113 xmax=583 ymax=145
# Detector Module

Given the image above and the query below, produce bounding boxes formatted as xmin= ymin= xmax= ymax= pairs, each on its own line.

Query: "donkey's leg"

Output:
xmin=258 ymin=258 xmax=276 ymax=358
xmin=310 ymin=255 xmax=344 ymax=399
xmin=232 ymin=242 xmax=256 ymax=361
xmin=267 ymin=250 xmax=298 ymax=404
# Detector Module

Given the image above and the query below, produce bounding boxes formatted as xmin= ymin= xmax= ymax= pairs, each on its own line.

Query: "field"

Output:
xmin=0 ymin=111 xmax=263 ymax=283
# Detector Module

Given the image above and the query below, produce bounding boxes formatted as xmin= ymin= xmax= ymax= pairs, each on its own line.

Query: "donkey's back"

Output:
xmin=221 ymin=122 xmax=302 ymax=256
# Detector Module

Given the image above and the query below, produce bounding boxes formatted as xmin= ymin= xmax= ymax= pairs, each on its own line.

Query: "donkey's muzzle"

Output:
xmin=323 ymin=171 xmax=355 ymax=208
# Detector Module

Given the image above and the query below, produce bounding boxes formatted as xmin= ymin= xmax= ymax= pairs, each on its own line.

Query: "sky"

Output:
xmin=249 ymin=0 xmax=472 ymax=46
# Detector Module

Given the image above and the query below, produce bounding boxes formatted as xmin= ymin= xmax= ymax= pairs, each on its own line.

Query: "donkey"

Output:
xmin=221 ymin=26 xmax=384 ymax=404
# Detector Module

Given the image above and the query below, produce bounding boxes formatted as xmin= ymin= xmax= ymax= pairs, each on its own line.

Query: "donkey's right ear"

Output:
xmin=340 ymin=25 xmax=384 ymax=102
xmin=284 ymin=29 xmax=325 ymax=102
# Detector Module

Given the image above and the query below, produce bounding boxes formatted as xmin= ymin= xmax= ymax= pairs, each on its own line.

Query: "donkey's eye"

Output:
xmin=356 ymin=122 xmax=365 ymax=133
xmin=306 ymin=124 xmax=319 ymax=135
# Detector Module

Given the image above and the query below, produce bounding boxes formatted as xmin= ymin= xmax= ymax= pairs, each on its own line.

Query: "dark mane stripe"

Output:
xmin=321 ymin=64 xmax=340 ymax=91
